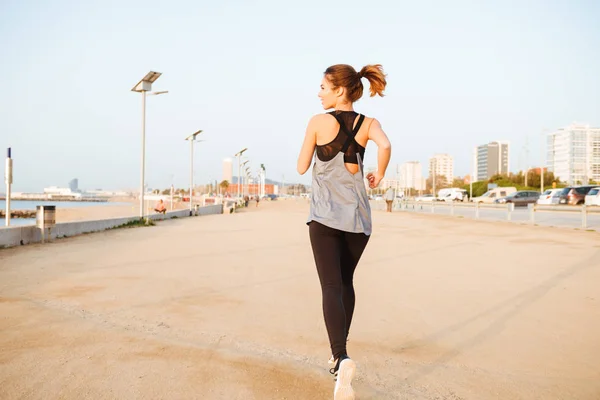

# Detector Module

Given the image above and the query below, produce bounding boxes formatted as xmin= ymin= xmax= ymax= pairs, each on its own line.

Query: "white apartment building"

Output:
xmin=222 ymin=158 xmax=233 ymax=182
xmin=398 ymin=161 xmax=425 ymax=190
xmin=547 ymin=123 xmax=600 ymax=185
xmin=429 ymin=154 xmax=454 ymax=185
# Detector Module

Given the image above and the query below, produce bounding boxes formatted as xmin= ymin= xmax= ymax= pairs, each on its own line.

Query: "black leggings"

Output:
xmin=309 ymin=221 xmax=370 ymax=360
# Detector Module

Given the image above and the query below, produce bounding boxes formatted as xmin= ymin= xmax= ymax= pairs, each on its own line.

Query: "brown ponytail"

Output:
xmin=359 ymin=64 xmax=386 ymax=98
xmin=324 ymin=64 xmax=387 ymax=103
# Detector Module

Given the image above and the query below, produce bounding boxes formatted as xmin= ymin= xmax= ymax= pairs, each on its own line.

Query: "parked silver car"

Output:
xmin=537 ymin=189 xmax=562 ymax=205
xmin=495 ymin=191 xmax=540 ymax=207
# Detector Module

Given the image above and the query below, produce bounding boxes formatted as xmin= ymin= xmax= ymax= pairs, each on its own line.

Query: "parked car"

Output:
xmin=437 ymin=188 xmax=469 ymax=202
xmin=471 ymin=187 xmax=517 ymax=204
xmin=537 ymin=188 xmax=562 ymax=205
xmin=584 ymin=187 xmax=600 ymax=206
xmin=415 ymin=194 xmax=436 ymax=202
xmin=495 ymin=191 xmax=540 ymax=206
xmin=558 ymin=185 xmax=598 ymax=205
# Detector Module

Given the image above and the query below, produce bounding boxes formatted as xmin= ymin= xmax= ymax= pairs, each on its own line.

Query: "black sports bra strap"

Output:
xmin=330 ymin=113 xmax=364 ymax=136
xmin=352 ymin=114 xmax=365 ymax=134
xmin=332 ymin=113 xmax=364 ymax=153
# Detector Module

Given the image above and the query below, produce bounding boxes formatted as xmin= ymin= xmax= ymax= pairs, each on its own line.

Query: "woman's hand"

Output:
xmin=366 ymin=172 xmax=384 ymax=188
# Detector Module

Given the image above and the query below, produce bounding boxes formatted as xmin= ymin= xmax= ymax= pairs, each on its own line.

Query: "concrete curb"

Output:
xmin=0 ymin=204 xmax=223 ymax=248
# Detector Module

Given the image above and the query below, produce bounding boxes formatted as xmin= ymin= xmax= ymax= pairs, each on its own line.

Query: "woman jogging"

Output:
xmin=297 ymin=64 xmax=392 ymax=399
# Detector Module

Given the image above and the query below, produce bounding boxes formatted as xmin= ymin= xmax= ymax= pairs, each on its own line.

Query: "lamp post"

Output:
xmin=5 ymin=148 xmax=12 ymax=227
xmin=245 ymin=166 xmax=250 ymax=196
xmin=470 ymin=147 xmax=476 ymax=201
xmin=241 ymin=160 xmax=249 ymax=196
xmin=259 ymin=164 xmax=266 ymax=198
xmin=131 ymin=71 xmax=167 ymax=219
xmin=432 ymin=158 xmax=437 ymax=197
xmin=541 ymin=128 xmax=549 ymax=193
xmin=234 ymin=148 xmax=248 ymax=198
xmin=185 ymin=130 xmax=204 ymax=215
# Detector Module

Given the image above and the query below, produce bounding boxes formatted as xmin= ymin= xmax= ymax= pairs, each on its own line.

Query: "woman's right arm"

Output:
xmin=366 ymin=118 xmax=392 ymax=188
xmin=297 ymin=115 xmax=319 ymax=175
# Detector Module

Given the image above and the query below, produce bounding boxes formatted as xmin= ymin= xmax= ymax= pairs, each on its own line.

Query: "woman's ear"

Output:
xmin=335 ymin=86 xmax=345 ymax=99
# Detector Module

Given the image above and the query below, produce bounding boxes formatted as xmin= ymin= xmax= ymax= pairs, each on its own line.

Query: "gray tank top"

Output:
xmin=307 ymin=111 xmax=372 ymax=235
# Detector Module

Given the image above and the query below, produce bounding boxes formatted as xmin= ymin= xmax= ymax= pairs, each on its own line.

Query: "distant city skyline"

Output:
xmin=1 ymin=1 xmax=599 ymax=192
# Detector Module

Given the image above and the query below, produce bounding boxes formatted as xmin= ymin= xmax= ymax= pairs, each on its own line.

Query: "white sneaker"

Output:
xmin=333 ymin=358 xmax=356 ymax=400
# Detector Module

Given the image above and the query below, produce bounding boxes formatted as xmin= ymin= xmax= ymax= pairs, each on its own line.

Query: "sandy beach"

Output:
xmin=53 ymin=199 xmax=190 ymax=222
xmin=1 ymin=199 xmax=599 ymax=399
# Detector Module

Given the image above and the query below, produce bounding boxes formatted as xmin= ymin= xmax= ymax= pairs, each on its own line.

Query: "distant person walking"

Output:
xmin=384 ymin=187 xmax=395 ymax=212
xmin=297 ymin=64 xmax=391 ymax=400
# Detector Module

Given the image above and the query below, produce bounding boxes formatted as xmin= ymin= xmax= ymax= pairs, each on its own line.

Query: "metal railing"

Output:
xmin=371 ymin=200 xmax=600 ymax=230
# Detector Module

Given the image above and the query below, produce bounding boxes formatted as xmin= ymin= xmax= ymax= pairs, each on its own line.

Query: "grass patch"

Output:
xmin=110 ymin=218 xmax=155 ymax=230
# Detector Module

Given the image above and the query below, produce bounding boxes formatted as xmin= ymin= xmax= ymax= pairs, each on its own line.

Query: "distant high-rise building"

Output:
xmin=428 ymin=154 xmax=454 ymax=185
xmin=399 ymin=161 xmax=424 ymax=190
xmin=69 ymin=178 xmax=79 ymax=192
xmin=475 ymin=141 xmax=510 ymax=181
xmin=547 ymin=123 xmax=600 ymax=185
xmin=222 ymin=158 xmax=233 ymax=183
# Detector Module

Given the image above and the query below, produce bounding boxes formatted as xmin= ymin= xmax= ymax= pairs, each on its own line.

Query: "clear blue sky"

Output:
xmin=1 ymin=0 xmax=599 ymax=192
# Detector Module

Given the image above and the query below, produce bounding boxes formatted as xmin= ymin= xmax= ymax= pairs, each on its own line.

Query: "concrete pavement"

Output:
xmin=1 ymin=200 xmax=599 ymax=399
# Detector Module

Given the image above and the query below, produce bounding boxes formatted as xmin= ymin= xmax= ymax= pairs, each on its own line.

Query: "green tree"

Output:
xmin=465 ymin=181 xmax=490 ymax=197
xmin=426 ymin=175 xmax=448 ymax=194
xmin=219 ymin=180 xmax=230 ymax=193
xmin=452 ymin=178 xmax=465 ymax=188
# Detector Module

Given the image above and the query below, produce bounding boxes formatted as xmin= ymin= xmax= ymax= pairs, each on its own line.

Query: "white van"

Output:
xmin=471 ymin=187 xmax=517 ymax=204
xmin=437 ymin=188 xmax=468 ymax=202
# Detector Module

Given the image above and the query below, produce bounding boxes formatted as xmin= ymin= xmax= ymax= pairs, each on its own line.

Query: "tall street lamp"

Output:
xmin=5 ymin=148 xmax=13 ymax=227
xmin=540 ymin=128 xmax=550 ymax=193
xmin=234 ymin=148 xmax=248 ymax=198
xmin=240 ymin=159 xmax=249 ymax=197
xmin=244 ymin=166 xmax=250 ymax=196
xmin=470 ymin=147 xmax=476 ymax=201
xmin=131 ymin=71 xmax=167 ymax=219
xmin=185 ymin=130 xmax=204 ymax=215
